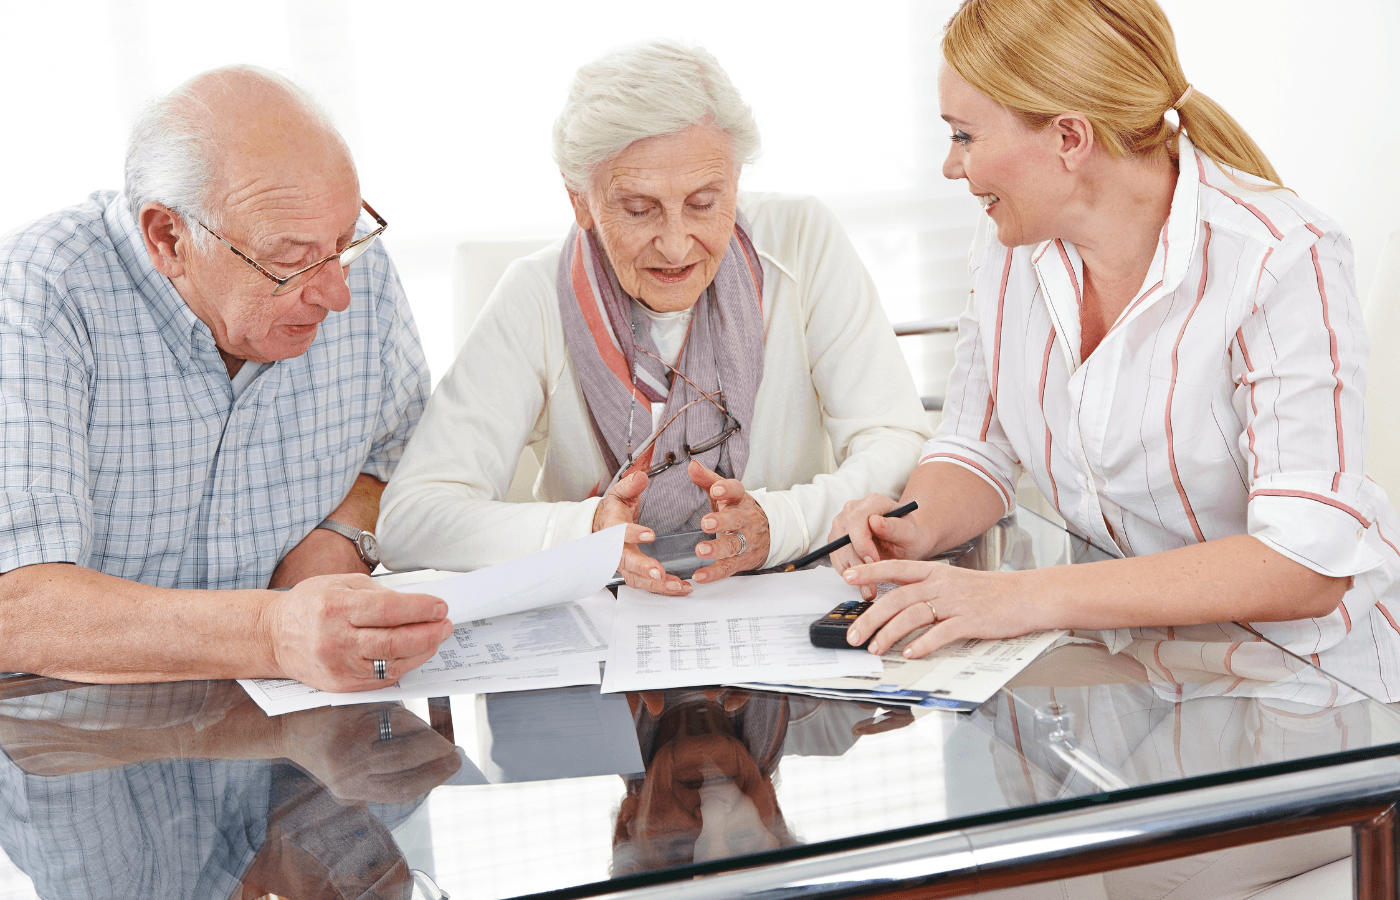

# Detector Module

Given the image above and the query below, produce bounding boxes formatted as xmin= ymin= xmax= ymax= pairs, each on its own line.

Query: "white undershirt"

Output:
xmin=229 ymin=360 xmax=267 ymax=400
xmin=635 ymin=302 xmax=693 ymax=435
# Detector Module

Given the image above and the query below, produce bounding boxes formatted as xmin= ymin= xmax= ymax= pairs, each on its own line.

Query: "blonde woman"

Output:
xmin=829 ymin=4 xmax=1399 ymax=890
xmin=836 ymin=0 xmax=1400 ymax=699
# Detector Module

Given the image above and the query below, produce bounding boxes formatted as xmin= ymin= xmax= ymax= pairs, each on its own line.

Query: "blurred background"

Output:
xmin=0 ymin=0 xmax=1396 ymax=395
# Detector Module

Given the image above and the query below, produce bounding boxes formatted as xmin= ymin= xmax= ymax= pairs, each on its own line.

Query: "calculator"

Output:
xmin=809 ymin=599 xmax=874 ymax=649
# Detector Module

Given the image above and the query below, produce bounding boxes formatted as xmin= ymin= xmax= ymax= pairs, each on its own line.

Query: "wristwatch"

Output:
xmin=315 ymin=518 xmax=381 ymax=568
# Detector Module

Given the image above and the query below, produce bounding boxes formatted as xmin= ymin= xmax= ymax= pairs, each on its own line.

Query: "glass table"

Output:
xmin=3 ymin=508 xmax=1400 ymax=900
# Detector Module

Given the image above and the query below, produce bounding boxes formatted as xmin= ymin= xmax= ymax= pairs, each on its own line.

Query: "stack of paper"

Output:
xmin=728 ymin=627 xmax=1065 ymax=712
xmin=240 ymin=526 xmax=626 ymax=716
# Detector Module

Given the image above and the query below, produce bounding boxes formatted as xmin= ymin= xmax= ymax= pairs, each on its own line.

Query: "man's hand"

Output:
xmin=594 ymin=470 xmax=690 ymax=595
xmin=689 ymin=460 xmax=768 ymax=584
xmin=263 ymin=574 xmax=454 ymax=692
xmin=828 ymin=493 xmax=932 ymax=598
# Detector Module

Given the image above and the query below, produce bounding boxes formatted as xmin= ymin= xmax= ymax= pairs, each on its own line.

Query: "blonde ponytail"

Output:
xmin=943 ymin=0 xmax=1283 ymax=188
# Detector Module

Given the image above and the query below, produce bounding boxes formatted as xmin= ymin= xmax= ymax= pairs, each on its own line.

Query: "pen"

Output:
xmin=783 ymin=500 xmax=919 ymax=572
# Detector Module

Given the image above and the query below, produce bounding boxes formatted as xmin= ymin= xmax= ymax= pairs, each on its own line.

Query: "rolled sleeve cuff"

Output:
xmin=1247 ymin=476 xmax=1386 ymax=578
xmin=0 ymin=492 xmax=88 ymax=572
xmin=544 ymin=495 xmax=603 ymax=550
xmin=917 ymin=439 xmax=1018 ymax=516
xmin=751 ymin=488 xmax=808 ymax=568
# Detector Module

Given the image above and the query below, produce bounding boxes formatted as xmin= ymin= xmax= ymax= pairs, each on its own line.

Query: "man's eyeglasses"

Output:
xmin=194 ymin=200 xmax=388 ymax=296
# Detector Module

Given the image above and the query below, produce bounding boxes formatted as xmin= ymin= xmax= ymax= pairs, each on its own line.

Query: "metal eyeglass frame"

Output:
xmin=194 ymin=200 xmax=388 ymax=295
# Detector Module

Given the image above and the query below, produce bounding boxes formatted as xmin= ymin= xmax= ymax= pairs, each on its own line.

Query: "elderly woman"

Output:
xmin=378 ymin=40 xmax=931 ymax=592
xmin=827 ymin=1 xmax=1398 ymax=893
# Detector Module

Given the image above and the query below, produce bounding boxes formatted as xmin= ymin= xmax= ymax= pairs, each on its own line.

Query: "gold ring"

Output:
xmin=925 ymin=600 xmax=937 ymax=622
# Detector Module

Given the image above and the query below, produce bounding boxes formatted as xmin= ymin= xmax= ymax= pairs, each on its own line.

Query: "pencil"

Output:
xmin=782 ymin=500 xmax=919 ymax=572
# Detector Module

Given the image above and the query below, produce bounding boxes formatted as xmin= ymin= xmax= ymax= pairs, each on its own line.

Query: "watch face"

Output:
xmin=358 ymin=532 xmax=381 ymax=567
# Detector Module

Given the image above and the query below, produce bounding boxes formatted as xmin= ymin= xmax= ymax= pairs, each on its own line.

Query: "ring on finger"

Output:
xmin=730 ymin=531 xmax=747 ymax=556
xmin=924 ymin=600 xmax=937 ymax=623
xmin=373 ymin=658 xmax=388 ymax=680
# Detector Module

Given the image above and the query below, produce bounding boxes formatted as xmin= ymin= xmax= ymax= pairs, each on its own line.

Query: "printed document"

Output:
xmin=600 ymin=568 xmax=882 ymax=693
xmin=399 ymin=601 xmax=607 ymax=686
xmin=731 ymin=626 xmax=1065 ymax=711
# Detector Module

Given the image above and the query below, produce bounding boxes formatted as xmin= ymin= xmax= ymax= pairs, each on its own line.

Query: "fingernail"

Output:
xmin=639 ymin=531 xmax=655 ymax=542
xmin=869 ymin=644 xmax=881 ymax=655
xmin=435 ymin=602 xmax=448 ymax=618
xmin=903 ymin=647 xmax=913 ymax=658
xmin=697 ymin=544 xmax=711 ymax=556
xmin=864 ymin=556 xmax=875 ymax=565
xmin=669 ymin=582 xmax=685 ymax=592
xmin=695 ymin=571 xmax=708 ymax=582
xmin=702 ymin=518 xmax=715 ymax=530
xmin=712 ymin=486 xmax=724 ymax=497
xmin=843 ymin=569 xmax=856 ymax=582
xmin=650 ymin=568 xmax=662 ymax=579
xmin=847 ymin=632 xmax=860 ymax=646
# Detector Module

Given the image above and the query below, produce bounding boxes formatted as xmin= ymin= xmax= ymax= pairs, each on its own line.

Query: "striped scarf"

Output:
xmin=557 ymin=211 xmax=765 ymax=534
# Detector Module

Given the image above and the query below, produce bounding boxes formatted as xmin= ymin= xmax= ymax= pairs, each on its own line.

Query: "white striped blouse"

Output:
xmin=924 ymin=133 xmax=1400 ymax=705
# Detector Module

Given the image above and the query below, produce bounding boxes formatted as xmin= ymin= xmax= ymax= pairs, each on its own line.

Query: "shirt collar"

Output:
xmin=1031 ymin=131 xmax=1205 ymax=361
xmin=105 ymin=194 xmax=224 ymax=370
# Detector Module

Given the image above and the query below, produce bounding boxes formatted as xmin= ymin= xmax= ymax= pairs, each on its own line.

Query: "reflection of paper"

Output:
xmin=600 ymin=568 xmax=882 ymax=693
xmin=238 ymin=662 xmax=602 ymax=716
xmin=478 ymin=685 xmax=644 ymax=783
xmin=399 ymin=603 xmax=607 ymax=687
xmin=733 ymin=628 xmax=1064 ymax=710
xmin=395 ymin=525 xmax=625 ymax=623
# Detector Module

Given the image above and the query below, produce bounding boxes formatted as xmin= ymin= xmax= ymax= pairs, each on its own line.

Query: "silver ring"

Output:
xmin=733 ymin=532 xmax=747 ymax=556
xmin=925 ymin=600 xmax=938 ymax=622
xmin=377 ymin=709 xmax=393 ymax=742
xmin=373 ymin=659 xmax=387 ymax=680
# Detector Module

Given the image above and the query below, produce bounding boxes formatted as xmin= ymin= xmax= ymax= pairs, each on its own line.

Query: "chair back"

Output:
xmin=1365 ymin=228 xmax=1400 ymax=501
xmin=453 ymin=239 xmax=553 ymax=502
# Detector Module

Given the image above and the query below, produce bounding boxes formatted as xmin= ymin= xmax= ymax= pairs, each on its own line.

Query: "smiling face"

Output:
xmin=938 ymin=64 xmax=1072 ymax=248
xmin=569 ymin=124 xmax=739 ymax=313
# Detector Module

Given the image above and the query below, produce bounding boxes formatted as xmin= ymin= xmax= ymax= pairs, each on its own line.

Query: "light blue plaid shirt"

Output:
xmin=0 ymin=191 xmax=429 ymax=589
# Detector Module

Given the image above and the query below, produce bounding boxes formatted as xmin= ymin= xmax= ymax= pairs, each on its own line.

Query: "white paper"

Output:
xmin=732 ymin=628 xmax=1065 ymax=710
xmin=238 ymin=662 xmax=602 ymax=716
xmin=399 ymin=602 xmax=607 ymax=687
xmin=600 ymin=568 xmax=883 ymax=693
xmin=477 ymin=685 xmax=644 ymax=783
xmin=394 ymin=525 xmax=626 ymax=623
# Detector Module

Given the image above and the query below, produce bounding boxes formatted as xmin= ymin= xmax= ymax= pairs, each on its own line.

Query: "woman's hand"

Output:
xmin=689 ymin=460 xmax=769 ymax=583
xmin=841 ymin=559 xmax=1047 ymax=658
xmin=594 ymin=470 xmax=691 ymax=594
xmin=828 ymin=494 xmax=934 ymax=598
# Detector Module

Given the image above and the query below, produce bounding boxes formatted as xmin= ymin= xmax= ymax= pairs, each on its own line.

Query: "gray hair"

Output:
xmin=553 ymin=39 xmax=761 ymax=192
xmin=124 ymin=65 xmax=339 ymax=250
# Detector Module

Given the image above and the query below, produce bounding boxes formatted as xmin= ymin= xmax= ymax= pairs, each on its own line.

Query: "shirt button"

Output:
xmin=220 ymin=515 xmax=231 ymax=527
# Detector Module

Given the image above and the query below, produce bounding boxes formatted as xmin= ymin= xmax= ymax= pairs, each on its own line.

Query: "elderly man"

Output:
xmin=0 ymin=66 xmax=451 ymax=692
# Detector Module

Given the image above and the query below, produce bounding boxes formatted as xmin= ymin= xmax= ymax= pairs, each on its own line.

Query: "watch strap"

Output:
xmin=315 ymin=518 xmax=379 ymax=567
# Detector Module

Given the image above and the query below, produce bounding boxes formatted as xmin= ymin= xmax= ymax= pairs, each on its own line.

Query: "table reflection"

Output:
xmin=0 ymin=682 xmax=459 ymax=899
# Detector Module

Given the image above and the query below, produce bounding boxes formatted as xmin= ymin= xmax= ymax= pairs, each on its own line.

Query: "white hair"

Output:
xmin=553 ymin=39 xmax=761 ymax=192
xmin=124 ymin=65 xmax=340 ymax=250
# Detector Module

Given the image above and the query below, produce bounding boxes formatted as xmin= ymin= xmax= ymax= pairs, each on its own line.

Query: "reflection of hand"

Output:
xmin=266 ymin=575 xmax=454 ymax=692
xmin=689 ymin=461 xmax=769 ymax=583
xmin=594 ymin=471 xmax=690 ymax=595
xmin=850 ymin=705 xmax=915 ymax=736
xmin=828 ymin=494 xmax=932 ymax=598
xmin=278 ymin=704 xmax=460 ymax=804
xmin=842 ymin=560 xmax=1045 ymax=658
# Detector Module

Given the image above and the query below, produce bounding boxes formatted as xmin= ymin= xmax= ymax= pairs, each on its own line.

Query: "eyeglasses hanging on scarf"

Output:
xmin=605 ymin=301 xmax=742 ymax=500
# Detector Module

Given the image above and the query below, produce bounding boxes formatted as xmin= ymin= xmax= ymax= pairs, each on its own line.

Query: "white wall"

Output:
xmin=0 ymin=0 xmax=1395 ymax=384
